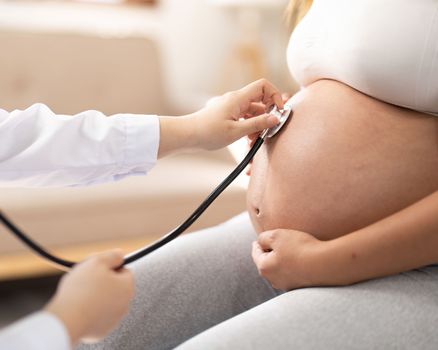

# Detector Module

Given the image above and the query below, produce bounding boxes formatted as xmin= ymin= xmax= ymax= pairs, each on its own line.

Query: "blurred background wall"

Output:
xmin=0 ymin=0 xmax=294 ymax=115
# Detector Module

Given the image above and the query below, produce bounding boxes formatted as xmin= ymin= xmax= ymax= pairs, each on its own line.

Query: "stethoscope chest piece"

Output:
xmin=263 ymin=104 xmax=293 ymax=139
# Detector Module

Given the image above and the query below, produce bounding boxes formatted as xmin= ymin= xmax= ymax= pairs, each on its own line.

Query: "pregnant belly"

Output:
xmin=247 ymin=80 xmax=438 ymax=240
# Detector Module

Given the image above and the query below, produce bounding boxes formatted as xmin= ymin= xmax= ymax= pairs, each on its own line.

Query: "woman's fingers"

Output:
xmin=257 ymin=230 xmax=279 ymax=252
xmin=251 ymin=241 xmax=276 ymax=277
xmin=251 ymin=241 xmax=269 ymax=266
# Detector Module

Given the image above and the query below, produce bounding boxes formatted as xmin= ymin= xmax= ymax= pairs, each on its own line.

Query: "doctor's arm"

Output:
xmin=252 ymin=190 xmax=438 ymax=290
xmin=0 ymin=79 xmax=282 ymax=188
xmin=0 ymin=103 xmax=160 ymax=187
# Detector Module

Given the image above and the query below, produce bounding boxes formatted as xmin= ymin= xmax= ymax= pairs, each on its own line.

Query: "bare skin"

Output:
xmin=158 ymin=79 xmax=283 ymax=158
xmin=248 ymin=79 xmax=438 ymax=241
xmin=248 ymin=79 xmax=438 ymax=290
xmin=251 ymin=190 xmax=438 ymax=290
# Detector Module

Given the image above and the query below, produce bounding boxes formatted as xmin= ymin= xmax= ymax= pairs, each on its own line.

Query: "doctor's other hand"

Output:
xmin=251 ymin=229 xmax=330 ymax=291
xmin=45 ymin=250 xmax=134 ymax=346
xmin=158 ymin=79 xmax=283 ymax=157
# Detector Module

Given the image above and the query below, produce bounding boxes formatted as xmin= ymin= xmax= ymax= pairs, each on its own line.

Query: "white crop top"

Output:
xmin=287 ymin=0 xmax=438 ymax=115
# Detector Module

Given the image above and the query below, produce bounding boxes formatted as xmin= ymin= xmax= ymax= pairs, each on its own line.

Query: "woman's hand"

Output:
xmin=158 ymin=79 xmax=283 ymax=157
xmin=251 ymin=228 xmax=329 ymax=291
xmin=45 ymin=250 xmax=134 ymax=346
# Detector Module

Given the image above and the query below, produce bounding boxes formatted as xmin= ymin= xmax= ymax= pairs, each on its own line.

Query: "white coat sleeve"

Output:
xmin=0 ymin=311 xmax=71 ymax=350
xmin=0 ymin=104 xmax=159 ymax=187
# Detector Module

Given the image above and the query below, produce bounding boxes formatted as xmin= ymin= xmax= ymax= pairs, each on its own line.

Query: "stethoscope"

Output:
xmin=0 ymin=104 xmax=293 ymax=271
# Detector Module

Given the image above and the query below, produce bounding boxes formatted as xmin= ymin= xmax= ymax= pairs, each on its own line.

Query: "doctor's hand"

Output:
xmin=194 ymin=79 xmax=284 ymax=150
xmin=252 ymin=229 xmax=330 ymax=291
xmin=246 ymin=91 xmax=292 ymax=176
xmin=45 ymin=250 xmax=134 ymax=346
xmin=158 ymin=79 xmax=283 ymax=157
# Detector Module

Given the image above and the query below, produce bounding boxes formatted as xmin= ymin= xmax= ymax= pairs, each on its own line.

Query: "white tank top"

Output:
xmin=287 ymin=0 xmax=438 ymax=115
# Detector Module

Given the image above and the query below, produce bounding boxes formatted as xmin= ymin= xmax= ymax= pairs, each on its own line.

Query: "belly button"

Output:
xmin=255 ymin=208 xmax=260 ymax=216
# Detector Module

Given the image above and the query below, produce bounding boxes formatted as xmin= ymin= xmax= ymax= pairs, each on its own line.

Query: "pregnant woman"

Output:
xmin=81 ymin=0 xmax=438 ymax=349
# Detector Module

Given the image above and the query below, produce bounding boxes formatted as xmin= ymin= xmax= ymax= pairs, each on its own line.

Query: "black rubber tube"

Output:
xmin=0 ymin=136 xmax=265 ymax=270
xmin=0 ymin=210 xmax=75 ymax=269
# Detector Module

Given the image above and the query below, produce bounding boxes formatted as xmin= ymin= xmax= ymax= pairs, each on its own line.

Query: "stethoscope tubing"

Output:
xmin=0 ymin=210 xmax=76 ymax=269
xmin=0 ymin=136 xmax=266 ymax=271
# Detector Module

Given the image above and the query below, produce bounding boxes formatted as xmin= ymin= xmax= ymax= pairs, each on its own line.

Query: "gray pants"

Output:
xmin=78 ymin=213 xmax=438 ymax=350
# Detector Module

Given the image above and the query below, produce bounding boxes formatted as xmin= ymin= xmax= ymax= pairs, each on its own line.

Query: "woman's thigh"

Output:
xmin=177 ymin=265 xmax=438 ymax=350
xmin=77 ymin=212 xmax=278 ymax=350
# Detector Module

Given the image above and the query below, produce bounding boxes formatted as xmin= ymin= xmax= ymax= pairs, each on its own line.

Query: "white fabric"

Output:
xmin=287 ymin=0 xmax=438 ymax=115
xmin=0 ymin=103 xmax=159 ymax=187
xmin=0 ymin=311 xmax=70 ymax=350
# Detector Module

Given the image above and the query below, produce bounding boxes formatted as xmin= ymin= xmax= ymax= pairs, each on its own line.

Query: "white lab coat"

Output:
xmin=0 ymin=103 xmax=159 ymax=187
xmin=0 ymin=103 xmax=160 ymax=349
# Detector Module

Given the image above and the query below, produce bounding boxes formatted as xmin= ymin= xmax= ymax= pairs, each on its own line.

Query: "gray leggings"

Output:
xmin=78 ymin=213 xmax=438 ymax=350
